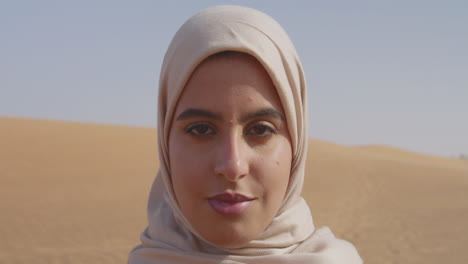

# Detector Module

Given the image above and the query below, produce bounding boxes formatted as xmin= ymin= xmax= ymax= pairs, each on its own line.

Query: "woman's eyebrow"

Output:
xmin=175 ymin=107 xmax=284 ymax=122
xmin=241 ymin=108 xmax=285 ymax=122
xmin=176 ymin=108 xmax=222 ymax=121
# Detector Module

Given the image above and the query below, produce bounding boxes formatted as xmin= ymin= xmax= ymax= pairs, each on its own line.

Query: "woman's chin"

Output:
xmin=206 ymin=235 xmax=251 ymax=249
xmin=200 ymin=224 xmax=257 ymax=249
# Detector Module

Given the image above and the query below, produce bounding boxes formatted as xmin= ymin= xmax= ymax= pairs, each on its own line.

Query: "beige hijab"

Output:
xmin=129 ymin=5 xmax=362 ymax=264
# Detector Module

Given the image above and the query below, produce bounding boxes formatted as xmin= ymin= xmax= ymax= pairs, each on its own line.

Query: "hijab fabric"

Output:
xmin=129 ymin=5 xmax=362 ymax=264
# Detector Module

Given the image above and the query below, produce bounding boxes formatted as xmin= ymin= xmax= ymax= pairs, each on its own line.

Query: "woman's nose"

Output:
xmin=214 ymin=132 xmax=249 ymax=182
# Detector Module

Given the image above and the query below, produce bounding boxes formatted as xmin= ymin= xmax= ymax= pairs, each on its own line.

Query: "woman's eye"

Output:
xmin=246 ymin=124 xmax=277 ymax=137
xmin=185 ymin=123 xmax=215 ymax=136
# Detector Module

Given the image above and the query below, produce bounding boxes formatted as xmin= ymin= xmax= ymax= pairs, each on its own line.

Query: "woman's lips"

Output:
xmin=207 ymin=193 xmax=255 ymax=216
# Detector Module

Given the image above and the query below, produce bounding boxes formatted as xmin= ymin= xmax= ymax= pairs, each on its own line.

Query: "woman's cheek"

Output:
xmin=257 ymin=138 xmax=292 ymax=191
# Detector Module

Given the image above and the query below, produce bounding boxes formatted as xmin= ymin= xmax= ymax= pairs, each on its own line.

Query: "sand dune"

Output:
xmin=1 ymin=116 xmax=467 ymax=263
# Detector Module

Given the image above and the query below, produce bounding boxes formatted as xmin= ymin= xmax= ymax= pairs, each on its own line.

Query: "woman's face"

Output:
xmin=168 ymin=52 xmax=292 ymax=248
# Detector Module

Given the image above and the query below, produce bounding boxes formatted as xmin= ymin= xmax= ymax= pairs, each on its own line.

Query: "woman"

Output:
xmin=129 ymin=5 xmax=362 ymax=264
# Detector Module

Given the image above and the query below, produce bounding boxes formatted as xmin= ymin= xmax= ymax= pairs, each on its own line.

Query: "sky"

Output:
xmin=1 ymin=0 xmax=467 ymax=157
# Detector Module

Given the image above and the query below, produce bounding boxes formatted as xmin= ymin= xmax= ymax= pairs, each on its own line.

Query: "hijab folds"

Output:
xmin=128 ymin=5 xmax=362 ymax=264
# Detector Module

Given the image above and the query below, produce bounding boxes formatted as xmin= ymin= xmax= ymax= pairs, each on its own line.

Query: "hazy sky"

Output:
xmin=1 ymin=0 xmax=467 ymax=157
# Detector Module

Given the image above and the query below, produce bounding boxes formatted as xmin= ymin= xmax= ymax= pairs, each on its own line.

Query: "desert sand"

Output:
xmin=1 ymin=116 xmax=467 ymax=263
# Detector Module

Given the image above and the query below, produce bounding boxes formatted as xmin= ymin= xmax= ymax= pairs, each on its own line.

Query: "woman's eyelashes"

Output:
xmin=185 ymin=123 xmax=215 ymax=136
xmin=245 ymin=123 xmax=277 ymax=138
xmin=184 ymin=121 xmax=278 ymax=138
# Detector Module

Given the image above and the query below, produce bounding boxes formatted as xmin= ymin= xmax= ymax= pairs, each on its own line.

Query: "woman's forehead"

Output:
xmin=183 ymin=52 xmax=276 ymax=97
xmin=174 ymin=51 xmax=285 ymax=116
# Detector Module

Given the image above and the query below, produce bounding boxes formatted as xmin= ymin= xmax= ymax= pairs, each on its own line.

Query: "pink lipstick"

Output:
xmin=207 ymin=193 xmax=254 ymax=216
